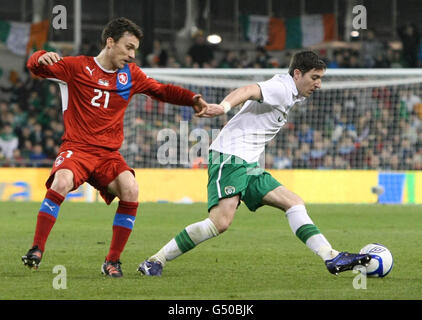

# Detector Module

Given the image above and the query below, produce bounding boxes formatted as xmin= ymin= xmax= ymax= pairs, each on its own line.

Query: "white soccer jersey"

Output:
xmin=209 ymin=74 xmax=305 ymax=163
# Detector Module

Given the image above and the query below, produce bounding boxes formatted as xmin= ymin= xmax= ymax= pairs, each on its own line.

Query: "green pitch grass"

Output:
xmin=0 ymin=201 xmax=421 ymax=300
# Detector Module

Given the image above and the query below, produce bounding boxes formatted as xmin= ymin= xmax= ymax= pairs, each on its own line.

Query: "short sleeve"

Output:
xmin=257 ymin=75 xmax=289 ymax=106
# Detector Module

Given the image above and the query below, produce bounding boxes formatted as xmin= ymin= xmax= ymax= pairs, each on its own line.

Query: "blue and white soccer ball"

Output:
xmin=359 ymin=243 xmax=393 ymax=278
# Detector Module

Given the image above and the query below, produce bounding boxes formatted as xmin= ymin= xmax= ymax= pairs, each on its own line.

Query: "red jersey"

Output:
xmin=27 ymin=50 xmax=196 ymax=150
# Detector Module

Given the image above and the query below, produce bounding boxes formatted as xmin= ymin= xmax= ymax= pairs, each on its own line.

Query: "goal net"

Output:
xmin=122 ymin=68 xmax=422 ymax=173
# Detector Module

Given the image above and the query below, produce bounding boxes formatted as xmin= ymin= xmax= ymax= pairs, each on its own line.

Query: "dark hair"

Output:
xmin=101 ymin=17 xmax=144 ymax=47
xmin=288 ymin=51 xmax=326 ymax=77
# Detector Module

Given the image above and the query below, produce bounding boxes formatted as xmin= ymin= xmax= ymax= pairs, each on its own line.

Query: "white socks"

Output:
xmin=150 ymin=218 xmax=219 ymax=266
xmin=149 ymin=205 xmax=339 ymax=267
xmin=285 ymin=205 xmax=338 ymax=261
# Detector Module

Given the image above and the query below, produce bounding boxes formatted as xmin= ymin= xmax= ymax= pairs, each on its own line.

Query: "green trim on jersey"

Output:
xmin=207 ymin=151 xmax=281 ymax=212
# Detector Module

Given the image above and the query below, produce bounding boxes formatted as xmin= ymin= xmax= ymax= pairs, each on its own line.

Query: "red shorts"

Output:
xmin=46 ymin=141 xmax=135 ymax=205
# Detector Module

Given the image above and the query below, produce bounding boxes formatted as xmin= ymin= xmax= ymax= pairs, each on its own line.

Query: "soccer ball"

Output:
xmin=359 ymin=243 xmax=393 ymax=277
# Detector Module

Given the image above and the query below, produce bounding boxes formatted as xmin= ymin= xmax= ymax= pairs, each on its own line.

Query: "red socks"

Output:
xmin=32 ymin=189 xmax=65 ymax=252
xmin=32 ymin=193 xmax=137 ymax=262
xmin=106 ymin=201 xmax=138 ymax=262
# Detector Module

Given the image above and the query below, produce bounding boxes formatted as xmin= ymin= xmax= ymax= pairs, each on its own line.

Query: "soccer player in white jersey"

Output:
xmin=138 ymin=51 xmax=371 ymax=276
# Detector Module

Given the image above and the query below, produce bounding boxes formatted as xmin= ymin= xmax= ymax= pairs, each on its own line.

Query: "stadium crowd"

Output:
xmin=1 ymin=27 xmax=422 ymax=170
xmin=129 ymin=82 xmax=422 ymax=171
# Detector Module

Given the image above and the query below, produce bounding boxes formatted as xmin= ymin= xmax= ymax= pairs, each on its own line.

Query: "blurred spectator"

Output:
xmin=414 ymin=102 xmax=422 ymax=120
xmin=328 ymin=50 xmax=345 ymax=68
xmin=45 ymin=83 xmax=60 ymax=108
xmin=265 ymin=153 xmax=274 ymax=169
xmin=293 ymin=143 xmax=311 ymax=168
xmin=146 ymin=40 xmax=169 ymax=67
xmin=218 ymin=50 xmax=240 ymax=68
xmin=333 ymin=154 xmax=350 ymax=169
xmin=181 ymin=54 xmax=196 ymax=68
xmin=20 ymin=139 xmax=33 ymax=160
xmin=386 ymin=49 xmax=403 ymax=68
xmin=310 ymin=139 xmax=327 ymax=168
xmin=30 ymin=123 xmax=44 ymax=146
xmin=0 ymin=74 xmax=31 ymax=109
xmin=11 ymin=149 xmax=26 ymax=167
xmin=167 ymin=55 xmax=181 ymax=68
xmin=318 ymin=154 xmax=333 ymax=169
xmin=50 ymin=120 xmax=64 ymax=144
xmin=273 ymin=149 xmax=292 ymax=169
xmin=400 ymin=89 xmax=421 ymax=114
xmin=356 ymin=111 xmax=371 ymax=143
xmin=389 ymin=154 xmax=401 ymax=170
xmin=337 ymin=135 xmax=356 ymax=160
xmin=187 ymin=31 xmax=215 ymax=67
xmin=397 ymin=23 xmax=420 ymax=67
xmin=413 ymin=152 xmax=422 ymax=170
xmin=400 ymin=119 xmax=418 ymax=144
xmin=360 ymin=30 xmax=384 ymax=68
xmin=80 ymin=39 xmax=99 ymax=56
xmin=252 ymin=46 xmax=271 ymax=68
xmin=368 ymin=153 xmax=380 ymax=169
xmin=297 ymin=123 xmax=314 ymax=145
xmin=0 ymin=123 xmax=19 ymax=160
xmin=285 ymin=132 xmax=299 ymax=151
xmin=44 ymin=137 xmax=58 ymax=160
xmin=347 ymin=52 xmax=361 ymax=68
xmin=29 ymin=144 xmax=49 ymax=167
xmin=238 ymin=49 xmax=252 ymax=68
xmin=398 ymin=138 xmax=413 ymax=164
xmin=10 ymin=103 xmax=27 ymax=129
xmin=332 ymin=114 xmax=355 ymax=142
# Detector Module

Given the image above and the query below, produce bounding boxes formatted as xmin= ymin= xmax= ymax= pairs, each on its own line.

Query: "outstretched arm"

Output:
xmin=134 ymin=69 xmax=208 ymax=117
xmin=27 ymin=50 xmax=70 ymax=82
xmin=192 ymin=94 xmax=208 ymax=116
xmin=200 ymin=84 xmax=262 ymax=118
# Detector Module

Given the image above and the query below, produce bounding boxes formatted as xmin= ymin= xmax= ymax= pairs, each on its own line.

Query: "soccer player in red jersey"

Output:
xmin=21 ymin=17 xmax=208 ymax=277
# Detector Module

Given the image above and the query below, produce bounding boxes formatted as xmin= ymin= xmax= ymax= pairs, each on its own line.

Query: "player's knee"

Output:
xmin=214 ymin=216 xmax=233 ymax=233
xmin=276 ymin=188 xmax=305 ymax=211
xmin=210 ymin=196 xmax=238 ymax=233
xmin=285 ymin=195 xmax=305 ymax=211
xmin=120 ymin=179 xmax=139 ymax=202
xmin=211 ymin=209 xmax=235 ymax=233
xmin=50 ymin=172 xmax=73 ymax=195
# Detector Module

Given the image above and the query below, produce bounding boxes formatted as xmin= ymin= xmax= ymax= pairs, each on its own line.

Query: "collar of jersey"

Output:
xmin=284 ymin=74 xmax=305 ymax=102
xmin=93 ymin=57 xmax=117 ymax=73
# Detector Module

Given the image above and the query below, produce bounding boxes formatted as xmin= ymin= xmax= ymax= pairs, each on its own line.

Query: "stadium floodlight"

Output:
xmin=350 ymin=30 xmax=360 ymax=38
xmin=207 ymin=34 xmax=222 ymax=44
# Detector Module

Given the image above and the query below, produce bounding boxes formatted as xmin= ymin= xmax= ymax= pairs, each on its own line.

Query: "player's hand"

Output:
xmin=200 ymin=104 xmax=225 ymax=118
xmin=192 ymin=94 xmax=208 ymax=117
xmin=38 ymin=52 xmax=63 ymax=66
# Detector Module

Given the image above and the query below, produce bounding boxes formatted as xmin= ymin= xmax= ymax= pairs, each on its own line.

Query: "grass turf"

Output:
xmin=0 ymin=201 xmax=421 ymax=300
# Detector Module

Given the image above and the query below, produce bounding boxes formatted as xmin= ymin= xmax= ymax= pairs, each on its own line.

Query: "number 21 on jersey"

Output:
xmin=91 ymin=89 xmax=110 ymax=108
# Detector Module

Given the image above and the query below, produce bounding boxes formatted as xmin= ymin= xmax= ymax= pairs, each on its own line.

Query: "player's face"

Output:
xmin=108 ymin=32 xmax=140 ymax=69
xmin=294 ymin=68 xmax=325 ymax=97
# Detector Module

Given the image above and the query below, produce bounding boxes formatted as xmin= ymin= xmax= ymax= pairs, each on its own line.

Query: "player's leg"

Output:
xmin=261 ymin=185 xmax=371 ymax=274
xmin=140 ymin=195 xmax=239 ymax=275
xmin=158 ymin=195 xmax=239 ymax=261
xmin=139 ymin=151 xmax=245 ymax=276
xmin=261 ymin=185 xmax=338 ymax=260
xmin=22 ymin=168 xmax=73 ymax=269
xmin=99 ymin=165 xmax=139 ymax=278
